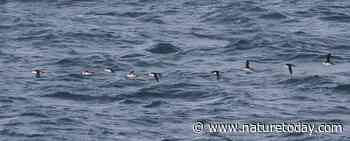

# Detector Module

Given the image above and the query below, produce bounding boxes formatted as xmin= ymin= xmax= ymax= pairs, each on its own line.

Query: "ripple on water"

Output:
xmin=54 ymin=58 xmax=84 ymax=67
xmin=333 ymin=84 xmax=350 ymax=94
xmin=259 ymin=12 xmax=287 ymax=20
xmin=0 ymin=129 xmax=45 ymax=138
xmin=2 ymin=0 xmax=350 ymax=141
xmin=319 ymin=14 xmax=350 ymax=23
xmin=146 ymin=43 xmax=181 ymax=54
xmin=19 ymin=112 xmax=48 ymax=118
xmin=41 ymin=91 xmax=121 ymax=103
xmin=139 ymin=15 xmax=166 ymax=24
xmin=119 ymin=11 xmax=149 ymax=18
xmin=278 ymin=75 xmax=333 ymax=86
xmin=120 ymin=53 xmax=146 ymax=59
xmin=143 ymin=100 xmax=167 ymax=108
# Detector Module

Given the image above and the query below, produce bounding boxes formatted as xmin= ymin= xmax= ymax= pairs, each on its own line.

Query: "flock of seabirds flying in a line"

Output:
xmin=31 ymin=53 xmax=335 ymax=82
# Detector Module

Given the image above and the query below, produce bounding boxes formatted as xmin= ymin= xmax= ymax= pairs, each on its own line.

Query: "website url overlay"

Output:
xmin=193 ymin=120 xmax=343 ymax=136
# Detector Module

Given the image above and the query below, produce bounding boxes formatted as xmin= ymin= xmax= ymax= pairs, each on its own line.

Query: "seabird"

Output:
xmin=211 ymin=71 xmax=220 ymax=80
xmin=81 ymin=70 xmax=95 ymax=76
xmin=32 ymin=69 xmax=47 ymax=77
xmin=242 ymin=60 xmax=254 ymax=72
xmin=285 ymin=64 xmax=296 ymax=77
xmin=127 ymin=71 xmax=137 ymax=80
xmin=104 ymin=68 xmax=114 ymax=73
xmin=323 ymin=53 xmax=334 ymax=66
xmin=147 ymin=72 xmax=161 ymax=82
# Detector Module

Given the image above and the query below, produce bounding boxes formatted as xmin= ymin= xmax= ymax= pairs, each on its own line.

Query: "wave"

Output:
xmin=41 ymin=91 xmax=121 ymax=103
xmin=278 ymin=75 xmax=333 ymax=85
xmin=259 ymin=12 xmax=287 ymax=20
xmin=143 ymin=100 xmax=167 ymax=108
xmin=319 ymin=14 xmax=350 ymax=23
xmin=334 ymin=84 xmax=350 ymax=94
xmin=147 ymin=43 xmax=181 ymax=54
xmin=20 ymin=112 xmax=48 ymax=118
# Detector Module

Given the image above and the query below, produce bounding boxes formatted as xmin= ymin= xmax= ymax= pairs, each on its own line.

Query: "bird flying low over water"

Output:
xmin=211 ymin=71 xmax=220 ymax=80
xmin=323 ymin=53 xmax=334 ymax=66
xmin=32 ymin=69 xmax=47 ymax=77
xmin=285 ymin=64 xmax=296 ymax=78
xmin=242 ymin=60 xmax=254 ymax=72
xmin=147 ymin=72 xmax=161 ymax=82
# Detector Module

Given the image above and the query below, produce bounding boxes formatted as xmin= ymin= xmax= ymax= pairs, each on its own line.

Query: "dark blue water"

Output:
xmin=1 ymin=0 xmax=350 ymax=140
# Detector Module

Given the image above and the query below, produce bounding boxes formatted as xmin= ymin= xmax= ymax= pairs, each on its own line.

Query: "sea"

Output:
xmin=0 ymin=0 xmax=350 ymax=140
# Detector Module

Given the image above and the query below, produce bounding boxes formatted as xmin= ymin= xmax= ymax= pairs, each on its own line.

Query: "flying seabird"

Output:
xmin=127 ymin=71 xmax=137 ymax=80
xmin=285 ymin=64 xmax=296 ymax=78
xmin=242 ymin=60 xmax=254 ymax=72
xmin=32 ymin=69 xmax=47 ymax=77
xmin=81 ymin=70 xmax=95 ymax=76
xmin=104 ymin=68 xmax=114 ymax=73
xmin=147 ymin=72 xmax=161 ymax=82
xmin=211 ymin=71 xmax=220 ymax=80
xmin=323 ymin=53 xmax=334 ymax=66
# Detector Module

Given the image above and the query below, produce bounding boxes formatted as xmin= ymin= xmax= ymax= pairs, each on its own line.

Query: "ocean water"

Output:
xmin=0 ymin=0 xmax=350 ymax=140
